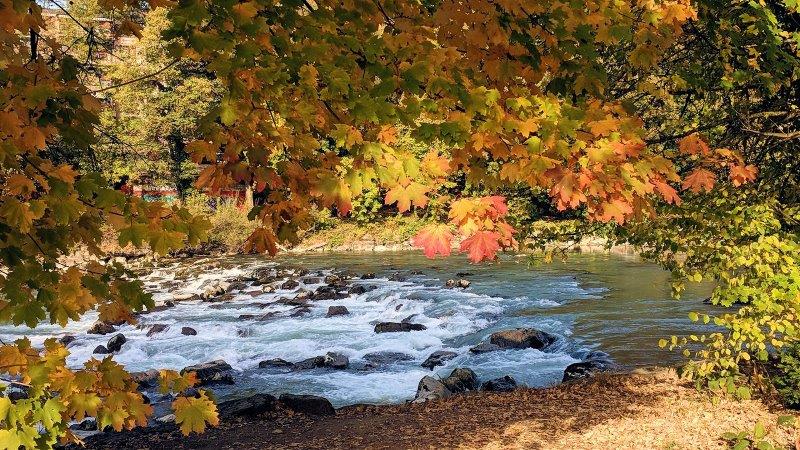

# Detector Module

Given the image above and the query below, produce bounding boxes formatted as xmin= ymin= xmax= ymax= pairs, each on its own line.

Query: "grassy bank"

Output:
xmin=82 ymin=368 xmax=797 ymax=450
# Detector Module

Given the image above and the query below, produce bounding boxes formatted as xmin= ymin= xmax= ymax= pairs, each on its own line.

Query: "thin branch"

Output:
xmin=91 ymin=59 xmax=179 ymax=94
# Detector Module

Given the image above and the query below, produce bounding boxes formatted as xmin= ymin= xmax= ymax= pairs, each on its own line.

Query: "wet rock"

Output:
xmin=361 ymin=273 xmax=376 ymax=279
xmin=312 ymin=285 xmax=347 ymax=301
xmin=348 ymin=285 xmax=367 ymax=295
xmin=107 ymin=334 xmax=126 ymax=353
xmin=238 ymin=314 xmax=256 ymax=320
xmin=456 ymin=272 xmax=473 ymax=277
xmin=413 ymin=376 xmax=451 ymax=403
xmin=93 ymin=345 xmax=109 ymax=354
xmin=281 ymin=279 xmax=299 ymax=290
xmin=294 ymin=290 xmax=311 ymax=300
xmin=70 ymin=418 xmax=97 ymax=431
xmin=262 ymin=285 xmax=276 ymax=294
xmin=218 ymin=394 xmax=277 ymax=419
xmin=401 ymin=314 xmax=417 ymax=323
xmin=200 ymin=281 xmax=231 ymax=300
xmin=294 ymin=356 xmax=325 ymax=370
xmin=146 ymin=324 xmax=169 ymax=337
xmin=259 ymin=358 xmax=293 ymax=368
xmin=374 ymin=322 xmax=427 ymax=333
xmin=181 ymin=360 xmax=234 ymax=386
xmin=303 ymin=277 xmax=321 ymax=284
xmin=489 ymin=328 xmax=556 ymax=350
xmin=279 ymin=394 xmax=335 ymax=416
xmin=324 ymin=275 xmax=341 ymax=284
xmin=87 ymin=321 xmax=115 ymax=335
xmin=421 ymin=350 xmax=458 ymax=370
xmin=289 ymin=306 xmax=311 ymax=317
xmin=562 ymin=353 xmax=615 ymax=382
xmin=410 ymin=270 xmax=424 ymax=275
xmin=363 ymin=352 xmax=414 ymax=365
xmin=181 ymin=327 xmax=197 ymax=336
xmin=323 ymin=352 xmax=349 ymax=369
xmin=246 ymin=290 xmax=263 ymax=297
xmin=442 ymin=368 xmax=479 ymax=393
xmin=172 ymin=293 xmax=198 ymax=301
xmin=130 ymin=369 xmax=160 ymax=388
xmin=481 ymin=375 xmax=517 ymax=392
xmin=59 ymin=335 xmax=76 ymax=346
xmin=281 ymin=296 xmax=310 ymax=306
xmin=445 ymin=279 xmax=471 ymax=288
xmin=387 ymin=273 xmax=407 ymax=282
xmin=326 ymin=305 xmax=349 ymax=317
xmin=156 ymin=414 xmax=175 ymax=424
xmin=469 ymin=342 xmax=502 ymax=354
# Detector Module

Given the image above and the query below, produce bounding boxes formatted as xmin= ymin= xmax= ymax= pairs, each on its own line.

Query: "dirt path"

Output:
xmin=83 ymin=369 xmax=797 ymax=450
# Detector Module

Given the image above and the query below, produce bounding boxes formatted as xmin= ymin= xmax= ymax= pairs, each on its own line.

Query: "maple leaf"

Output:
xmin=384 ymin=181 xmax=430 ymax=212
xmin=653 ymin=180 xmax=682 ymax=205
xmin=244 ymin=227 xmax=279 ymax=255
xmin=460 ymin=231 xmax=502 ymax=263
xmin=682 ymin=168 xmax=716 ymax=193
xmin=598 ymin=198 xmax=634 ymax=225
xmin=377 ymin=125 xmax=398 ymax=145
xmin=678 ymin=134 xmax=711 ymax=155
xmin=729 ymin=164 xmax=758 ymax=186
xmin=412 ymin=224 xmax=453 ymax=258
xmin=173 ymin=392 xmax=220 ymax=435
xmin=67 ymin=393 xmax=102 ymax=420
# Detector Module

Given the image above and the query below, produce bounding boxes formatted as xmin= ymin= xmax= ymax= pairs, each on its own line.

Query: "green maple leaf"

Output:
xmin=172 ymin=392 xmax=219 ymax=435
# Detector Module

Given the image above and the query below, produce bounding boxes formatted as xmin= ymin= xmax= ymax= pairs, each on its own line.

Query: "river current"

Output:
xmin=0 ymin=252 xmax=715 ymax=407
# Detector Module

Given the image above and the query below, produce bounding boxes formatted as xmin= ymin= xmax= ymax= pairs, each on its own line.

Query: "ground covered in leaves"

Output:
xmin=83 ymin=368 xmax=797 ymax=450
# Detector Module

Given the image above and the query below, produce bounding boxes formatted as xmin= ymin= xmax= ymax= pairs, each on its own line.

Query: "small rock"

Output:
xmin=348 ymin=285 xmax=367 ymax=295
xmin=562 ymin=353 xmax=615 ymax=382
xmin=311 ymin=285 xmax=347 ymax=301
xmin=172 ymin=293 xmax=197 ymax=301
xmin=130 ymin=369 xmax=160 ymax=388
xmin=181 ymin=360 xmax=234 ymax=386
xmin=259 ymin=358 xmax=294 ymax=368
xmin=442 ymin=368 xmax=479 ymax=393
xmin=481 ymin=375 xmax=517 ymax=392
xmin=374 ymin=322 xmax=427 ymax=333
xmin=294 ymin=356 xmax=326 ymax=370
xmin=445 ymin=279 xmax=471 ymax=288
xmin=181 ymin=327 xmax=197 ymax=336
xmin=413 ymin=376 xmax=451 ymax=403
xmin=262 ymin=285 xmax=276 ymax=293
xmin=281 ymin=279 xmax=299 ymax=290
xmin=363 ymin=352 xmax=414 ymax=365
xmin=323 ymin=352 xmax=349 ymax=369
xmin=469 ymin=342 xmax=502 ymax=354
xmin=218 ymin=394 xmax=277 ymax=419
xmin=360 ymin=273 xmax=376 ymax=279
xmin=323 ymin=275 xmax=341 ymax=284
xmin=59 ymin=335 xmax=76 ymax=346
xmin=87 ymin=321 xmax=115 ymax=335
xmin=93 ymin=345 xmax=109 ymax=354
xmin=421 ymin=350 xmax=458 ymax=370
xmin=156 ymin=414 xmax=175 ymax=424
xmin=490 ymin=328 xmax=556 ymax=350
xmin=70 ymin=418 xmax=97 ymax=431
xmin=279 ymin=394 xmax=335 ymax=416
xmin=326 ymin=306 xmax=350 ymax=317
xmin=387 ymin=273 xmax=407 ymax=282
xmin=146 ymin=324 xmax=169 ymax=337
xmin=106 ymin=334 xmax=126 ymax=352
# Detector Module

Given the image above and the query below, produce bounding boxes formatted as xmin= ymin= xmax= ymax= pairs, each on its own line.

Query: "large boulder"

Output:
xmin=326 ymin=306 xmax=350 ymax=317
xmin=87 ymin=321 xmax=115 ymax=335
xmin=181 ymin=360 xmax=234 ymax=386
xmin=279 ymin=394 xmax=335 ymax=416
xmin=489 ymin=328 xmax=556 ymax=350
xmin=413 ymin=376 xmax=451 ymax=403
xmin=146 ymin=324 xmax=169 ymax=337
xmin=442 ymin=368 xmax=479 ymax=393
xmin=106 ymin=334 xmax=126 ymax=353
xmin=218 ymin=394 xmax=277 ymax=419
xmin=481 ymin=375 xmax=517 ymax=392
xmin=374 ymin=322 xmax=427 ymax=333
xmin=421 ymin=350 xmax=458 ymax=370
xmin=93 ymin=345 xmax=109 ymax=354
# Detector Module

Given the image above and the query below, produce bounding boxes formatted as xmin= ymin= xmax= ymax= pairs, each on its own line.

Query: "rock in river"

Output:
xmin=442 ymin=368 xmax=479 ymax=393
xmin=181 ymin=327 xmax=197 ymax=336
xmin=562 ymin=352 xmax=615 ymax=382
xmin=181 ymin=360 xmax=234 ymax=386
xmin=146 ymin=324 xmax=168 ymax=337
xmin=413 ymin=376 xmax=451 ymax=403
xmin=481 ymin=375 xmax=517 ymax=392
xmin=374 ymin=322 xmax=427 ymax=333
xmin=489 ymin=328 xmax=556 ymax=350
xmin=106 ymin=334 xmax=126 ymax=353
xmin=93 ymin=345 xmax=109 ymax=354
xmin=421 ymin=350 xmax=458 ymax=370
xmin=326 ymin=305 xmax=349 ymax=317
xmin=87 ymin=321 xmax=115 ymax=335
xmin=259 ymin=358 xmax=293 ymax=368
xmin=218 ymin=394 xmax=277 ymax=419
xmin=279 ymin=394 xmax=335 ymax=416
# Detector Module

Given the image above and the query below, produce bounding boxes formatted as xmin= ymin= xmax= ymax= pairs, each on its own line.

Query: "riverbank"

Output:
xmin=81 ymin=368 xmax=796 ymax=450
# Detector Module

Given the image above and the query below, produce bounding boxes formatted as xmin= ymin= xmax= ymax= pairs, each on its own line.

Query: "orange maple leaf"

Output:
xmin=681 ymin=168 xmax=716 ymax=193
xmin=412 ymin=224 xmax=453 ymax=258
xmin=729 ymin=163 xmax=758 ymax=186
xmin=653 ymin=180 xmax=682 ymax=205
xmin=460 ymin=231 xmax=502 ymax=263
xmin=384 ymin=181 xmax=429 ymax=213
xmin=678 ymin=134 xmax=711 ymax=155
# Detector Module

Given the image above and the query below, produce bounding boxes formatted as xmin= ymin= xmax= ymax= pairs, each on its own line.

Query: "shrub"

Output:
xmin=775 ymin=343 xmax=800 ymax=409
xmin=183 ymin=192 xmax=256 ymax=252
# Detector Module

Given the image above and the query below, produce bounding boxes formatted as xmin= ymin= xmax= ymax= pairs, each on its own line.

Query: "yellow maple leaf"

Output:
xmin=173 ymin=392 xmax=219 ymax=435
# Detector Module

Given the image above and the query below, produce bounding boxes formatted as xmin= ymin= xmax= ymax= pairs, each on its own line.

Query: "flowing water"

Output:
xmin=0 ymin=252 xmax=718 ymax=407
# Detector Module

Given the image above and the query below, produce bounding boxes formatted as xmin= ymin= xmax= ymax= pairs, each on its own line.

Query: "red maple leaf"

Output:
xmin=412 ymin=224 xmax=453 ymax=258
xmin=460 ymin=231 xmax=502 ymax=263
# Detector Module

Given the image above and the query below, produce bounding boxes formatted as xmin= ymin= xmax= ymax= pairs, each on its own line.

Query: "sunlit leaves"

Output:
xmin=682 ymin=168 xmax=716 ymax=193
xmin=411 ymin=224 xmax=453 ymax=258
xmin=172 ymin=392 xmax=219 ymax=435
xmin=384 ymin=181 xmax=429 ymax=213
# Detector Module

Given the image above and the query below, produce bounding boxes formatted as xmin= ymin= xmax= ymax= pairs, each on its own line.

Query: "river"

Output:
xmin=0 ymin=252 xmax=717 ymax=407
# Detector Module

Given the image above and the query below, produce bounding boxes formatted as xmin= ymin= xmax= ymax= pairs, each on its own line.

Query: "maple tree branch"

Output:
xmin=91 ymin=59 xmax=179 ymax=94
xmin=742 ymin=128 xmax=800 ymax=140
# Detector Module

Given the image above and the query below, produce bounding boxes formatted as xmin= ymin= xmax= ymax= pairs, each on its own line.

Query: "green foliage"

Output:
xmin=775 ymin=343 xmax=800 ymax=409
xmin=721 ymin=417 xmax=797 ymax=450
xmin=183 ymin=192 xmax=256 ymax=252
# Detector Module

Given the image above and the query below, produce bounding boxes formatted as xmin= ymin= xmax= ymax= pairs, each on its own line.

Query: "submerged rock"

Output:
xmin=146 ymin=324 xmax=168 ymax=337
xmin=387 ymin=273 xmax=407 ymax=282
xmin=481 ymin=375 xmax=517 ymax=392
xmin=181 ymin=360 xmax=234 ymax=386
xmin=106 ymin=334 xmax=126 ymax=353
xmin=218 ymin=394 xmax=277 ymax=419
xmin=469 ymin=342 xmax=502 ymax=354
xmin=489 ymin=328 xmax=556 ymax=350
xmin=87 ymin=321 xmax=115 ymax=335
xmin=374 ymin=322 xmax=427 ymax=333
xmin=59 ymin=335 xmax=76 ymax=346
xmin=259 ymin=358 xmax=293 ymax=368
xmin=413 ymin=376 xmax=451 ymax=403
xmin=442 ymin=368 xmax=479 ymax=393
xmin=279 ymin=394 xmax=335 ymax=416
xmin=326 ymin=305 xmax=349 ymax=317
xmin=363 ymin=352 xmax=414 ymax=365
xmin=421 ymin=350 xmax=458 ymax=370
xmin=181 ymin=327 xmax=197 ymax=336
xmin=93 ymin=345 xmax=109 ymax=354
